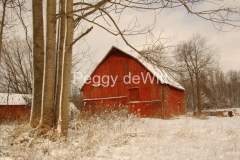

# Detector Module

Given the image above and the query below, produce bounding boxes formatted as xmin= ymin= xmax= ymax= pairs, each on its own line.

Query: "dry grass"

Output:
xmin=0 ymin=109 xmax=142 ymax=159
xmin=0 ymin=109 xmax=240 ymax=159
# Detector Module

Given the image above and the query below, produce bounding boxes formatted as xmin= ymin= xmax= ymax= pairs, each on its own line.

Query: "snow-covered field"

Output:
xmin=0 ymin=110 xmax=240 ymax=160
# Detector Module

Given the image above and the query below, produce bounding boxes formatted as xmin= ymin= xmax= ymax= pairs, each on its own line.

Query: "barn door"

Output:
xmin=128 ymin=88 xmax=140 ymax=101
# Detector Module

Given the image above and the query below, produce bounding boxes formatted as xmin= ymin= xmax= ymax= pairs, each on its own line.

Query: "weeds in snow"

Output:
xmin=0 ymin=110 xmax=240 ymax=159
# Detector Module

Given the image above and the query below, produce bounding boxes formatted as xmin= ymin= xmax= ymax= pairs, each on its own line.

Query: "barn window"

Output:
xmin=128 ymin=88 xmax=140 ymax=101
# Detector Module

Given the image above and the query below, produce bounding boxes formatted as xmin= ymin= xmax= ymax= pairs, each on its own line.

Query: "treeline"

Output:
xmin=175 ymin=34 xmax=240 ymax=113
xmin=179 ymin=69 xmax=240 ymax=111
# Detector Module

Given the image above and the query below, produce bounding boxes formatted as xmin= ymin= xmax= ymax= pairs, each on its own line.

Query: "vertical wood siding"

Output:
xmin=0 ymin=105 xmax=31 ymax=122
xmin=82 ymin=48 xmax=185 ymax=118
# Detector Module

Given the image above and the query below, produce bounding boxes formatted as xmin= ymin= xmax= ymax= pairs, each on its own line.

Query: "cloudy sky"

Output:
xmin=76 ymin=2 xmax=240 ymax=73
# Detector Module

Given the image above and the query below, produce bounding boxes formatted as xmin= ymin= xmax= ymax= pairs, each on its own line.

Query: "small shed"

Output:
xmin=0 ymin=93 xmax=31 ymax=121
xmin=80 ymin=46 xmax=185 ymax=118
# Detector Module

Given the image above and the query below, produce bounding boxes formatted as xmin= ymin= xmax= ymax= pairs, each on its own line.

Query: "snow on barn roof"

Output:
xmin=113 ymin=46 xmax=184 ymax=90
xmin=0 ymin=93 xmax=31 ymax=105
xmin=82 ymin=46 xmax=184 ymax=90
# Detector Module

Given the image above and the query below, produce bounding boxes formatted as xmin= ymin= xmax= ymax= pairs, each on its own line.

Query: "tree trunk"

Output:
xmin=30 ymin=0 xmax=44 ymax=128
xmin=41 ymin=0 xmax=57 ymax=129
xmin=196 ymin=73 xmax=202 ymax=115
xmin=57 ymin=0 xmax=74 ymax=136
xmin=188 ymin=70 xmax=196 ymax=114
xmin=55 ymin=0 xmax=66 ymax=127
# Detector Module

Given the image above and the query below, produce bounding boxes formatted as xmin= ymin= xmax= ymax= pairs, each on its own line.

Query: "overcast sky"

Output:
xmin=13 ymin=1 xmax=239 ymax=73
xmin=76 ymin=3 xmax=240 ymax=74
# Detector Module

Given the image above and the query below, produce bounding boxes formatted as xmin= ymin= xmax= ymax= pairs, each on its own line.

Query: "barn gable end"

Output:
xmin=81 ymin=46 xmax=185 ymax=118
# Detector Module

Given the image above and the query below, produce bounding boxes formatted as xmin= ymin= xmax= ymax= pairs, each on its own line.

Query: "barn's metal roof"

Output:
xmin=0 ymin=93 xmax=31 ymax=105
xmin=81 ymin=46 xmax=184 ymax=90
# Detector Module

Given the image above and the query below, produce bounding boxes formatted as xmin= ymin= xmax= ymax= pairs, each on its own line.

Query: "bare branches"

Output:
xmin=74 ymin=0 xmax=109 ymax=23
xmin=0 ymin=37 xmax=32 ymax=94
xmin=71 ymin=26 xmax=93 ymax=46
xmin=174 ymin=33 xmax=219 ymax=114
xmin=12 ymin=0 xmax=32 ymax=52
xmin=70 ymin=0 xmax=240 ymax=60
xmin=175 ymin=33 xmax=219 ymax=77
xmin=0 ymin=0 xmax=7 ymax=62
xmin=139 ymin=40 xmax=176 ymax=73
xmin=178 ymin=0 xmax=240 ymax=31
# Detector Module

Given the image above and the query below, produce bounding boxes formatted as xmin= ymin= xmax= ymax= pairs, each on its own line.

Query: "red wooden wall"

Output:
xmin=81 ymin=48 xmax=185 ymax=118
xmin=0 ymin=105 xmax=31 ymax=122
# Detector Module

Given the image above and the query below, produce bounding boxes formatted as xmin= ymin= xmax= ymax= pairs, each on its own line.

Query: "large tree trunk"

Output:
xmin=55 ymin=0 xmax=66 ymax=127
xmin=30 ymin=0 xmax=44 ymax=128
xmin=57 ymin=0 xmax=74 ymax=136
xmin=41 ymin=0 xmax=57 ymax=129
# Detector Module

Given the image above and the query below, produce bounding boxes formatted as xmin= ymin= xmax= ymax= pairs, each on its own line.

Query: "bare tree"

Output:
xmin=0 ymin=0 xmax=7 ymax=59
xmin=175 ymin=33 xmax=219 ymax=115
xmin=211 ymin=70 xmax=230 ymax=109
xmin=0 ymin=37 xmax=32 ymax=94
xmin=0 ymin=0 xmax=17 ymax=61
xmin=227 ymin=70 xmax=240 ymax=108
xmin=0 ymin=0 xmax=30 ymax=61
xmin=200 ymin=69 xmax=239 ymax=110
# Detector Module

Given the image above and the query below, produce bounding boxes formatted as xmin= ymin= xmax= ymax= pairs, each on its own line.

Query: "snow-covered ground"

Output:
xmin=0 ymin=110 xmax=240 ymax=160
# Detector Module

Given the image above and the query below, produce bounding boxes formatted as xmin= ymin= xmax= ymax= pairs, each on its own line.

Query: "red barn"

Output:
xmin=0 ymin=93 xmax=31 ymax=122
xmin=80 ymin=46 xmax=185 ymax=118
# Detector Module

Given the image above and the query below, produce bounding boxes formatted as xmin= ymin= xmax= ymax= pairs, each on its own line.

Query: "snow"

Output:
xmin=136 ymin=53 xmax=185 ymax=90
xmin=0 ymin=110 xmax=240 ymax=159
xmin=69 ymin=102 xmax=79 ymax=120
xmin=0 ymin=93 xmax=31 ymax=105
